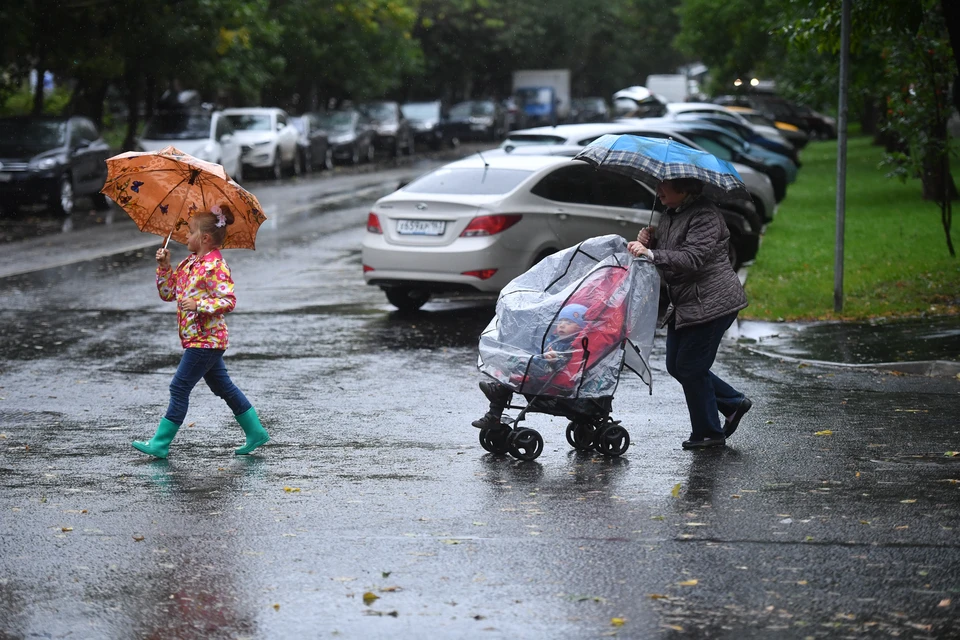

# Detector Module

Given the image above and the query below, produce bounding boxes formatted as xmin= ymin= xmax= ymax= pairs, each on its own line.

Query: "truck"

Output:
xmin=511 ymin=69 xmax=571 ymax=128
xmin=644 ymin=74 xmax=689 ymax=103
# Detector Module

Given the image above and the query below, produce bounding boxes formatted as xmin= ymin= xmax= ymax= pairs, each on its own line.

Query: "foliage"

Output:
xmin=744 ymin=136 xmax=959 ymax=320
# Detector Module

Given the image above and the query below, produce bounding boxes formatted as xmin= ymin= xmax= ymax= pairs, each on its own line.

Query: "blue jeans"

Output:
xmin=164 ymin=348 xmax=252 ymax=426
xmin=665 ymin=312 xmax=744 ymax=440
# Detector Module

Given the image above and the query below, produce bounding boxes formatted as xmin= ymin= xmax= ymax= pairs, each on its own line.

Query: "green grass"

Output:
xmin=743 ymin=135 xmax=960 ymax=321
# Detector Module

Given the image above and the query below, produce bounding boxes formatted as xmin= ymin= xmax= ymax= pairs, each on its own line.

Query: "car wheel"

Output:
xmin=449 ymin=136 xmax=460 ymax=149
xmin=291 ymin=149 xmax=303 ymax=177
xmin=323 ymin=147 xmax=334 ymax=171
xmin=404 ymin=134 xmax=414 ymax=156
xmin=531 ymin=249 xmax=557 ymax=268
xmin=384 ymin=287 xmax=430 ymax=312
xmin=271 ymin=152 xmax=283 ymax=180
xmin=350 ymin=144 xmax=361 ymax=165
xmin=51 ymin=175 xmax=74 ymax=217
xmin=727 ymin=231 xmax=742 ymax=271
xmin=770 ymin=167 xmax=787 ymax=203
xmin=302 ymin=148 xmax=313 ymax=174
xmin=366 ymin=143 xmax=376 ymax=163
xmin=91 ymin=192 xmax=111 ymax=211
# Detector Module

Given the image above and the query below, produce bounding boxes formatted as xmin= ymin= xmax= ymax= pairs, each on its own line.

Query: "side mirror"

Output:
xmin=276 ymin=122 xmax=284 ymax=131
xmin=220 ymin=133 xmax=233 ymax=143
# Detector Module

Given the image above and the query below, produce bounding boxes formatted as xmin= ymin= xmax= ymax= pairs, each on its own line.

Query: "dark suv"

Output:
xmin=358 ymin=101 xmax=415 ymax=157
xmin=0 ymin=115 xmax=111 ymax=216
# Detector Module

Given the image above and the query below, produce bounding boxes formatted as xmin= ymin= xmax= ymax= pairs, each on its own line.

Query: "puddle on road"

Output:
xmin=740 ymin=317 xmax=960 ymax=364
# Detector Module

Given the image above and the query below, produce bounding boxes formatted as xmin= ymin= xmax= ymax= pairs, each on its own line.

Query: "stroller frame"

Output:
xmin=477 ymin=388 xmax=630 ymax=462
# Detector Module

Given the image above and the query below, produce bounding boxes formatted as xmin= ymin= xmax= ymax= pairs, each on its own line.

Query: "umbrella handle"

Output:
xmin=162 ymin=230 xmax=173 ymax=250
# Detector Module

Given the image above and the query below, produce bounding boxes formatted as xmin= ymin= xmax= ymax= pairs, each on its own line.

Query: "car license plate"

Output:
xmin=0 ymin=173 xmax=11 ymax=182
xmin=470 ymin=124 xmax=486 ymax=131
xmin=397 ymin=219 xmax=445 ymax=236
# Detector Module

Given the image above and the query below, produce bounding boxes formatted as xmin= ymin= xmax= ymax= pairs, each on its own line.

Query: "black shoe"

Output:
xmin=723 ymin=397 xmax=753 ymax=438
xmin=472 ymin=412 xmax=505 ymax=430
xmin=479 ymin=380 xmax=512 ymax=405
xmin=682 ymin=436 xmax=726 ymax=450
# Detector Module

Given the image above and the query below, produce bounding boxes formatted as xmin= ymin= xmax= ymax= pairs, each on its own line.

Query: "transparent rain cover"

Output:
xmin=478 ymin=234 xmax=660 ymax=398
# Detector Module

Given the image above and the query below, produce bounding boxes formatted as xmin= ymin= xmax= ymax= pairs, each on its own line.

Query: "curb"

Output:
xmin=743 ymin=346 xmax=960 ymax=379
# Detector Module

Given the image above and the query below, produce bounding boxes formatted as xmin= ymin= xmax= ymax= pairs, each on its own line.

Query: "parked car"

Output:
xmin=631 ymin=117 xmax=798 ymax=202
xmin=139 ymin=110 xmax=243 ymax=181
xmin=313 ymin=109 xmax=376 ymax=165
xmin=291 ymin=114 xmax=333 ymax=173
xmin=721 ymin=106 xmax=809 ymax=149
xmin=358 ymin=101 xmax=414 ymax=157
xmin=0 ymin=115 xmax=111 ymax=216
xmin=500 ymin=122 xmax=776 ymax=224
xmin=220 ymin=107 xmax=300 ymax=179
xmin=362 ymin=154 xmax=658 ymax=311
xmin=446 ymin=100 xmax=508 ymax=142
xmin=662 ymin=102 xmax=799 ymax=161
xmin=362 ymin=151 xmax=757 ymax=311
xmin=569 ymin=97 xmax=611 ymax=123
xmin=401 ymin=100 xmax=457 ymax=150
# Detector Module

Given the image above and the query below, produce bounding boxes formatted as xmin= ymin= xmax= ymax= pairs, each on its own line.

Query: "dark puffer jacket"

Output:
xmin=648 ymin=195 xmax=747 ymax=329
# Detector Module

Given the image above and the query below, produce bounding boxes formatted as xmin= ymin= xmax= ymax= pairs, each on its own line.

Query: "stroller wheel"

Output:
xmin=565 ymin=421 xmax=597 ymax=452
xmin=479 ymin=427 xmax=510 ymax=455
xmin=507 ymin=428 xmax=543 ymax=461
xmin=593 ymin=424 xmax=630 ymax=457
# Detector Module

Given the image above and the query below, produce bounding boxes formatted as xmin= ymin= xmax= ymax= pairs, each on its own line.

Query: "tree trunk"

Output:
xmin=32 ymin=68 xmax=45 ymax=115
xmin=122 ymin=61 xmax=142 ymax=151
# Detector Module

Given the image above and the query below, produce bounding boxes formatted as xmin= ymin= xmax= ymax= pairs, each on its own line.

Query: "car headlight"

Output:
xmin=253 ymin=140 xmax=273 ymax=148
xmin=31 ymin=155 xmax=67 ymax=170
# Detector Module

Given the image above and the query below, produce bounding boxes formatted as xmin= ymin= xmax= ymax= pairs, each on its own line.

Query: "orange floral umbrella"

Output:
xmin=101 ymin=145 xmax=267 ymax=250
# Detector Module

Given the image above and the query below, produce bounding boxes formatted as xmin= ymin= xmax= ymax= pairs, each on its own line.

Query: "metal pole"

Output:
xmin=834 ymin=0 xmax=851 ymax=313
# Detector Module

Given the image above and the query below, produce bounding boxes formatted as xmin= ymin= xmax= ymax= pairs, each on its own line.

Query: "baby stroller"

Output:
xmin=475 ymin=234 xmax=660 ymax=461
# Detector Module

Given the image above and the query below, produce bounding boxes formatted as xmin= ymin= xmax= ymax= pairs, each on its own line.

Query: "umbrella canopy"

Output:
xmin=574 ymin=134 xmax=751 ymax=203
xmin=101 ymin=145 xmax=267 ymax=249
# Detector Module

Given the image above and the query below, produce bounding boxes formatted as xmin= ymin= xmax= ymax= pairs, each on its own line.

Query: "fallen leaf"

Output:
xmin=647 ymin=594 xmax=669 ymax=600
xmin=611 ymin=618 xmax=626 ymax=627
xmin=797 ymin=580 xmax=808 ymax=585
xmin=362 ymin=592 xmax=380 ymax=605
xmin=379 ymin=586 xmax=401 ymax=593
xmin=650 ymin=515 xmax=665 ymax=521
xmin=939 ymin=599 xmax=951 ymax=607
xmin=664 ymin=624 xmax=684 ymax=631
xmin=671 ymin=483 xmax=682 ymax=498
xmin=945 ymin=451 xmax=959 ymax=457
xmin=283 ymin=487 xmax=301 ymax=493
xmin=133 ymin=535 xmax=145 ymax=542
xmin=677 ymin=579 xmax=698 ymax=586
xmin=814 ymin=430 xmax=833 ymax=436
xmin=895 ymin=525 xmax=909 ymax=530
xmin=273 ymin=603 xmax=280 ymax=611
xmin=187 ymin=422 xmax=196 ymax=428
xmin=61 ymin=527 xmax=73 ymax=532
xmin=381 ymin=571 xmax=391 ymax=578
xmin=900 ymin=499 xmax=917 ymax=504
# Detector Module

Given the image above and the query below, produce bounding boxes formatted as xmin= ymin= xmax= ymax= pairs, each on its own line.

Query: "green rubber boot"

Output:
xmin=132 ymin=417 xmax=181 ymax=459
xmin=235 ymin=407 xmax=270 ymax=455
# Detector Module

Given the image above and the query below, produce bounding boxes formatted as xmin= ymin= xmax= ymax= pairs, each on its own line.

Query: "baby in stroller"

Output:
xmin=472 ymin=303 xmax=589 ymax=430
xmin=472 ymin=234 xmax=660 ymax=461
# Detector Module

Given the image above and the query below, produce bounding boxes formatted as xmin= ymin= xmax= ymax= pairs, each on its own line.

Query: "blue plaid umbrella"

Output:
xmin=574 ymin=134 xmax=751 ymax=202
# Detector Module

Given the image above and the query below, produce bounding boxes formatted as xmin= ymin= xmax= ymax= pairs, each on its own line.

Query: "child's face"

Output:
xmin=555 ymin=318 xmax=580 ymax=337
xmin=186 ymin=219 xmax=207 ymax=253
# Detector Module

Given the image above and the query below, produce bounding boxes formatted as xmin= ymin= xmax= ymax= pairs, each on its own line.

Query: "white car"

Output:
xmin=362 ymin=154 xmax=660 ymax=311
xmin=138 ymin=111 xmax=243 ymax=181
xmin=220 ymin=107 xmax=300 ymax=179
xmin=499 ymin=122 xmax=777 ymax=224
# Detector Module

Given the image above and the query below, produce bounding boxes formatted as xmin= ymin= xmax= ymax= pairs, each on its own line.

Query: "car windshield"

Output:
xmin=360 ymin=103 xmax=396 ymax=122
xmin=0 ymin=119 xmax=66 ymax=153
xmin=224 ymin=114 xmax=272 ymax=131
xmin=402 ymin=167 xmax=532 ymax=195
xmin=315 ymin=111 xmax=355 ymax=131
xmin=141 ymin=113 xmax=212 ymax=140
xmin=401 ymin=103 xmax=440 ymax=120
xmin=449 ymin=102 xmax=494 ymax=118
xmin=501 ymin=134 xmax=566 ymax=147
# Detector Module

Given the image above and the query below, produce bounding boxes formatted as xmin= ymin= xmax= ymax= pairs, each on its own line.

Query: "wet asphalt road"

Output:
xmin=2 ymin=157 xmax=960 ymax=639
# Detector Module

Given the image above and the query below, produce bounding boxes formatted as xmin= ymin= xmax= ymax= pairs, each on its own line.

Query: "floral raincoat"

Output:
xmin=157 ymin=249 xmax=237 ymax=350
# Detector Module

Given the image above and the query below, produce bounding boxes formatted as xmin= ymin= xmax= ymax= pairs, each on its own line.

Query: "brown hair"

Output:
xmin=665 ymin=178 xmax=704 ymax=197
xmin=194 ymin=204 xmax=235 ymax=246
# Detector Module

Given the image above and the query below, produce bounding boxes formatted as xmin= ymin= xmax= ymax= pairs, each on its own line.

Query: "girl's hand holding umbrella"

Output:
xmin=156 ymin=248 xmax=171 ymax=268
